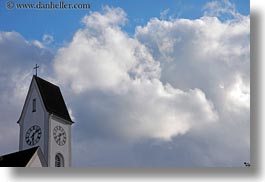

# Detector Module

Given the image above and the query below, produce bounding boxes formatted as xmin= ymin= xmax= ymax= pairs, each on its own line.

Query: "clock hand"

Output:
xmin=57 ymin=133 xmax=63 ymax=140
xmin=30 ymin=129 xmax=40 ymax=140
xmin=30 ymin=132 xmax=36 ymax=141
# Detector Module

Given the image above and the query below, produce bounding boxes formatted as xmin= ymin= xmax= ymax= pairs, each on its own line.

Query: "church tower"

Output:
xmin=17 ymin=75 xmax=73 ymax=167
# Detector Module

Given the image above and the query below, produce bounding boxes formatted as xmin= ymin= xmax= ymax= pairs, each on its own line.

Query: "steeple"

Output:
xmin=17 ymin=75 xmax=73 ymax=167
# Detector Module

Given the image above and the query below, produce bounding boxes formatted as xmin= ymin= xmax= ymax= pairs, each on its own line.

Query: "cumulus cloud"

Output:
xmin=131 ymin=3 xmax=249 ymax=166
xmin=55 ymin=2 xmax=248 ymax=166
xmin=54 ymin=6 xmax=160 ymax=93
xmin=135 ymin=12 xmax=250 ymax=113
xmin=54 ymin=6 xmax=219 ymax=142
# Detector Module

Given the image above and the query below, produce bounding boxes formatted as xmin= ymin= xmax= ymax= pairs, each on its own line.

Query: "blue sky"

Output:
xmin=0 ymin=0 xmax=249 ymax=43
xmin=0 ymin=0 xmax=250 ymax=167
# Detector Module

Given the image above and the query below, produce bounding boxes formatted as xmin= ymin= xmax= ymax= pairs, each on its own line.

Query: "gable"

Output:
xmin=18 ymin=76 xmax=73 ymax=124
xmin=27 ymin=147 xmax=47 ymax=167
xmin=27 ymin=153 xmax=43 ymax=167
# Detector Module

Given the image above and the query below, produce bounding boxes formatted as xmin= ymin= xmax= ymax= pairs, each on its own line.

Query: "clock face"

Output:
xmin=25 ymin=125 xmax=42 ymax=146
xmin=53 ymin=126 xmax=67 ymax=146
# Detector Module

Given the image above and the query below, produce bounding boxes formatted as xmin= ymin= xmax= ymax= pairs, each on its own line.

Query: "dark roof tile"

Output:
xmin=34 ymin=76 xmax=73 ymax=123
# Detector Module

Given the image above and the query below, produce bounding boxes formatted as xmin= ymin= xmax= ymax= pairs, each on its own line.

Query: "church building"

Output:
xmin=0 ymin=73 xmax=73 ymax=167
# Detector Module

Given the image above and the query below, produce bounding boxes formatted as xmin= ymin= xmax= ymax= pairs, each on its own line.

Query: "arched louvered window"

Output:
xmin=55 ymin=153 xmax=64 ymax=167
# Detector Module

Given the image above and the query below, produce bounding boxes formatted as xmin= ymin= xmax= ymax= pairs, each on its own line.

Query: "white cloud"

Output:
xmin=55 ymin=4 xmax=249 ymax=166
xmin=203 ymin=0 xmax=243 ymax=20
xmin=135 ymin=12 xmax=250 ymax=118
xmin=54 ymin=7 xmax=160 ymax=94
xmin=42 ymin=34 xmax=54 ymax=45
xmin=226 ymin=74 xmax=250 ymax=112
xmin=82 ymin=6 xmax=127 ymax=28
xmin=54 ymin=6 xmax=219 ymax=141
xmin=0 ymin=31 xmax=53 ymax=103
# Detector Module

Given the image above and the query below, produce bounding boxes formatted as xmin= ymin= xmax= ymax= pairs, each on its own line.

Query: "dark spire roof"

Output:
xmin=0 ymin=147 xmax=38 ymax=167
xmin=34 ymin=76 xmax=73 ymax=123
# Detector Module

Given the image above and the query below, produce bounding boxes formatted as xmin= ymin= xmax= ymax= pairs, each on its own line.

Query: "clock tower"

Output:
xmin=17 ymin=75 xmax=73 ymax=167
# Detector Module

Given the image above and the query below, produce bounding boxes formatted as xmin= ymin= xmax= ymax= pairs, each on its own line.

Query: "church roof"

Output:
xmin=34 ymin=76 xmax=73 ymax=123
xmin=0 ymin=147 xmax=39 ymax=167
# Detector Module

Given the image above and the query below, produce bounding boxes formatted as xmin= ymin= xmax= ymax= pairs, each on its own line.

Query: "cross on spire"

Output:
xmin=33 ymin=64 xmax=39 ymax=76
